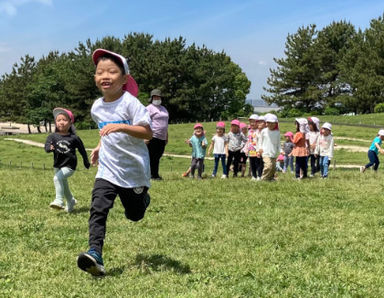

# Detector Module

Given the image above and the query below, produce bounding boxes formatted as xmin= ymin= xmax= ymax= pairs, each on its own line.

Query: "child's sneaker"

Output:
xmin=360 ymin=166 xmax=365 ymax=173
xmin=49 ymin=199 xmax=65 ymax=210
xmin=182 ymin=172 xmax=189 ymax=177
xmin=77 ymin=248 xmax=106 ymax=276
xmin=65 ymin=198 xmax=77 ymax=213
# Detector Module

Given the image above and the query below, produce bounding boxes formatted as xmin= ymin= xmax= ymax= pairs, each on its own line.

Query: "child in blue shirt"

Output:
xmin=186 ymin=123 xmax=208 ymax=179
xmin=361 ymin=130 xmax=384 ymax=173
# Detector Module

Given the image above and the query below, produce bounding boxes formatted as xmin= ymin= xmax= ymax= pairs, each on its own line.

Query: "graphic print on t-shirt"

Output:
xmin=56 ymin=140 xmax=71 ymax=154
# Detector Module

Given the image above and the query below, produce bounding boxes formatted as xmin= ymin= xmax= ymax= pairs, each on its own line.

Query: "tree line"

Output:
xmin=0 ymin=33 xmax=252 ymax=129
xmin=263 ymin=13 xmax=384 ymax=116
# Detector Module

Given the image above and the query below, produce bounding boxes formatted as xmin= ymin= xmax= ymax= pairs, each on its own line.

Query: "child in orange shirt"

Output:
xmin=292 ymin=118 xmax=309 ymax=179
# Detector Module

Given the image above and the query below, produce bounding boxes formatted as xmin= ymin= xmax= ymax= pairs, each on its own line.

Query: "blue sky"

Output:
xmin=1 ymin=0 xmax=383 ymax=99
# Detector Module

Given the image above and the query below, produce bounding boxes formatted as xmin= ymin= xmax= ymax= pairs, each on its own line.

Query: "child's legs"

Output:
xmin=119 ymin=186 xmax=150 ymax=222
xmin=256 ymin=157 xmax=264 ymax=178
xmin=197 ymin=159 xmax=204 ymax=177
xmin=220 ymin=154 xmax=227 ymax=175
xmin=226 ymin=151 xmax=234 ymax=176
xmin=233 ymin=150 xmax=241 ymax=176
xmin=53 ymin=167 xmax=75 ymax=203
xmin=147 ymin=138 xmax=166 ymax=178
xmin=310 ymin=155 xmax=316 ymax=175
xmin=321 ymin=156 xmax=330 ymax=177
xmin=213 ymin=155 xmax=220 ymax=176
xmin=288 ymin=156 xmax=294 ymax=171
xmin=89 ymin=179 xmax=118 ymax=254
xmin=190 ymin=158 xmax=198 ymax=177
xmin=283 ymin=155 xmax=288 ymax=171
xmin=366 ymin=150 xmax=379 ymax=170
xmin=295 ymin=157 xmax=307 ymax=178
xmin=261 ymin=156 xmax=275 ymax=180
xmin=250 ymin=157 xmax=257 ymax=178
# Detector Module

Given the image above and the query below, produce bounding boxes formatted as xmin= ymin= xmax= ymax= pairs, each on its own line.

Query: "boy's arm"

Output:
xmin=99 ymin=124 xmax=152 ymax=140
xmin=375 ymin=142 xmax=384 ymax=154
xmin=90 ymin=139 xmax=101 ymax=166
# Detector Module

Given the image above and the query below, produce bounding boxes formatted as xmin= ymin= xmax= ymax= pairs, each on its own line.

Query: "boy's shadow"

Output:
xmin=134 ymin=254 xmax=191 ymax=274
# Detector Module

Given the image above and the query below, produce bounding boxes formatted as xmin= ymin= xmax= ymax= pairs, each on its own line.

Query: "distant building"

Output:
xmin=246 ymin=99 xmax=280 ymax=113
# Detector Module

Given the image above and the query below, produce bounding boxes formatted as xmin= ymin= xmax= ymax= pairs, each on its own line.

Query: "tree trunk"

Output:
xmin=37 ymin=126 xmax=41 ymax=133
xmin=49 ymin=121 xmax=52 ymax=133
xmin=27 ymin=124 xmax=31 ymax=134
xmin=44 ymin=120 xmax=48 ymax=132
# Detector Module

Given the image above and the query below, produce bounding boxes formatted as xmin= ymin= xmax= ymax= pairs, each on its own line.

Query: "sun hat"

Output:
xmin=258 ymin=116 xmax=265 ymax=121
xmin=284 ymin=131 xmax=293 ymax=138
xmin=216 ymin=121 xmax=225 ymax=128
xmin=194 ymin=123 xmax=203 ymax=129
xmin=264 ymin=113 xmax=278 ymax=123
xmin=240 ymin=122 xmax=247 ymax=129
xmin=149 ymin=89 xmax=162 ymax=102
xmin=322 ymin=122 xmax=332 ymax=131
xmin=92 ymin=48 xmax=139 ymax=97
xmin=231 ymin=119 xmax=240 ymax=126
xmin=53 ymin=108 xmax=75 ymax=123
xmin=308 ymin=116 xmax=320 ymax=130
xmin=378 ymin=129 xmax=384 ymax=136
xmin=249 ymin=114 xmax=259 ymax=121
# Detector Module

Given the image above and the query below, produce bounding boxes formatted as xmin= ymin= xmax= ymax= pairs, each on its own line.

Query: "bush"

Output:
xmin=324 ymin=107 xmax=340 ymax=115
xmin=287 ymin=108 xmax=303 ymax=118
xmin=374 ymin=103 xmax=384 ymax=113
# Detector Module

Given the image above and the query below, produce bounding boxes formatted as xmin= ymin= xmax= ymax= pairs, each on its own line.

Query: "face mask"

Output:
xmin=152 ymin=99 xmax=162 ymax=106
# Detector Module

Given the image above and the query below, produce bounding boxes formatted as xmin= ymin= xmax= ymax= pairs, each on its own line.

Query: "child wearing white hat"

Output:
xmin=360 ymin=129 xmax=384 ymax=173
xmin=315 ymin=122 xmax=334 ymax=178
xmin=307 ymin=117 xmax=320 ymax=177
xmin=259 ymin=113 xmax=281 ymax=181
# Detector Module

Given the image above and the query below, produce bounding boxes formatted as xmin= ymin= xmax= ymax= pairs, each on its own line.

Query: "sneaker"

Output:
xmin=251 ymin=177 xmax=257 ymax=181
xmin=49 ymin=199 xmax=64 ymax=210
xmin=211 ymin=174 xmax=216 ymax=178
xmin=360 ymin=166 xmax=365 ymax=173
xmin=182 ymin=172 xmax=189 ymax=177
xmin=65 ymin=198 xmax=77 ymax=213
xmin=221 ymin=174 xmax=227 ymax=179
xmin=309 ymin=174 xmax=314 ymax=178
xmin=256 ymin=177 xmax=261 ymax=181
xmin=77 ymin=248 xmax=106 ymax=276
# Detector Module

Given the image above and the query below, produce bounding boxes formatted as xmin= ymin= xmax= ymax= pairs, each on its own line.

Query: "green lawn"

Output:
xmin=1 ymin=119 xmax=384 ymax=297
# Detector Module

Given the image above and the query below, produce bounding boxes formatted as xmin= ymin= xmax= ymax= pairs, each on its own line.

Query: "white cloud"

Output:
xmin=0 ymin=0 xmax=52 ymax=16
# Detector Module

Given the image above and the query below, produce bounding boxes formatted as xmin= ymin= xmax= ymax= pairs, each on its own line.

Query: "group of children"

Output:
xmin=185 ymin=114 xmax=336 ymax=180
xmin=42 ymin=48 xmax=384 ymax=278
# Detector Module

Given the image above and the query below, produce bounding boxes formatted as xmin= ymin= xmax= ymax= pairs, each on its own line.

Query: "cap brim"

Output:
xmin=123 ymin=75 xmax=139 ymax=97
xmin=92 ymin=48 xmax=129 ymax=74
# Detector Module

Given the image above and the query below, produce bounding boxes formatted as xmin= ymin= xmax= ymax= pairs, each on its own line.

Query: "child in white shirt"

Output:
xmin=208 ymin=121 xmax=228 ymax=178
xmin=315 ymin=122 xmax=334 ymax=178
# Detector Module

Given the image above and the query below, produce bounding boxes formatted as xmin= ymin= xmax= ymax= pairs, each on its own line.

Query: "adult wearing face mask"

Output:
xmin=146 ymin=89 xmax=169 ymax=180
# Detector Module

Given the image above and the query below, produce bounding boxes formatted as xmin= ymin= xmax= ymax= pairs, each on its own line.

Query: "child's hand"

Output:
xmin=50 ymin=144 xmax=55 ymax=151
xmin=185 ymin=139 xmax=191 ymax=145
xmin=99 ymin=124 xmax=121 ymax=136
xmin=90 ymin=147 xmax=99 ymax=166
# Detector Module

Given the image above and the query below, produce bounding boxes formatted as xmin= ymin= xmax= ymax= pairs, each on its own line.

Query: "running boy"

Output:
xmin=77 ymin=49 xmax=152 ymax=276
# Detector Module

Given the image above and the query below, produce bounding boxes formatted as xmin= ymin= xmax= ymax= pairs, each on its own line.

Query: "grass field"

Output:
xmin=1 ymin=117 xmax=384 ymax=297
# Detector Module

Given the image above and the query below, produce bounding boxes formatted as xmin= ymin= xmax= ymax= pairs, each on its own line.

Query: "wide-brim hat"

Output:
xmin=53 ymin=108 xmax=74 ymax=123
xmin=264 ymin=113 xmax=278 ymax=123
xmin=322 ymin=122 xmax=332 ymax=131
xmin=249 ymin=114 xmax=259 ymax=121
xmin=92 ymin=49 xmax=139 ymax=97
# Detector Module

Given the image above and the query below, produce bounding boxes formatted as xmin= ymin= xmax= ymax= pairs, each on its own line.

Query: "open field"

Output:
xmin=1 ymin=118 xmax=384 ymax=296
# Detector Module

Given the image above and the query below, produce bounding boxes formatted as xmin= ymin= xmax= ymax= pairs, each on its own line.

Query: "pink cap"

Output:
xmin=216 ymin=121 xmax=225 ymax=128
xmin=92 ymin=48 xmax=139 ymax=97
xmin=231 ymin=119 xmax=240 ymax=126
xmin=53 ymin=108 xmax=75 ymax=123
xmin=284 ymin=131 xmax=293 ymax=137
xmin=194 ymin=123 xmax=203 ymax=129
xmin=240 ymin=122 xmax=247 ymax=129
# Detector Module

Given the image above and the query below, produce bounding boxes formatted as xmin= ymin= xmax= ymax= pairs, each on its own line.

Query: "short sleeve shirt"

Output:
xmin=91 ymin=92 xmax=151 ymax=188
xmin=369 ymin=136 xmax=382 ymax=154
xmin=211 ymin=135 xmax=227 ymax=154
xmin=189 ymin=135 xmax=207 ymax=158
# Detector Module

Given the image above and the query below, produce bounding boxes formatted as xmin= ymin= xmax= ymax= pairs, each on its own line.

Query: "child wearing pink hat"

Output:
xmin=45 ymin=108 xmax=90 ymax=212
xmin=208 ymin=121 xmax=228 ymax=178
xmin=226 ymin=119 xmax=247 ymax=177
xmin=283 ymin=131 xmax=294 ymax=173
xmin=185 ymin=123 xmax=208 ymax=179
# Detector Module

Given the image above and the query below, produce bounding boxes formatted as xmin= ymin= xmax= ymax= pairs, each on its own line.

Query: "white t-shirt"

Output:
xmin=211 ymin=135 xmax=227 ymax=154
xmin=91 ymin=92 xmax=151 ymax=188
xmin=261 ymin=128 xmax=281 ymax=158
xmin=308 ymin=131 xmax=319 ymax=154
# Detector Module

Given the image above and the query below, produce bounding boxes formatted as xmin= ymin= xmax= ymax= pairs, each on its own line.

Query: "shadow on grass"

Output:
xmin=71 ymin=207 xmax=90 ymax=214
xmin=107 ymin=266 xmax=126 ymax=277
xmin=134 ymin=254 xmax=191 ymax=274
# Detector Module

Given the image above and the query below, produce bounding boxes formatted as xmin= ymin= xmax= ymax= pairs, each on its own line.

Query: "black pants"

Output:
xmin=309 ymin=154 xmax=320 ymax=175
xmin=147 ymin=138 xmax=166 ymax=178
xmin=295 ymin=156 xmax=308 ymax=178
xmin=226 ymin=150 xmax=241 ymax=177
xmin=249 ymin=156 xmax=263 ymax=178
xmin=89 ymin=178 xmax=150 ymax=254
xmin=191 ymin=158 xmax=204 ymax=178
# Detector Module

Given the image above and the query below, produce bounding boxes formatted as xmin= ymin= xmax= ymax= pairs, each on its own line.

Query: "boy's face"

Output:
xmin=194 ymin=127 xmax=203 ymax=136
xmin=231 ymin=124 xmax=239 ymax=133
xmin=266 ymin=122 xmax=277 ymax=130
xmin=258 ymin=121 xmax=265 ymax=129
xmin=322 ymin=128 xmax=331 ymax=136
xmin=249 ymin=119 xmax=257 ymax=129
xmin=55 ymin=114 xmax=71 ymax=133
xmin=94 ymin=59 xmax=128 ymax=98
